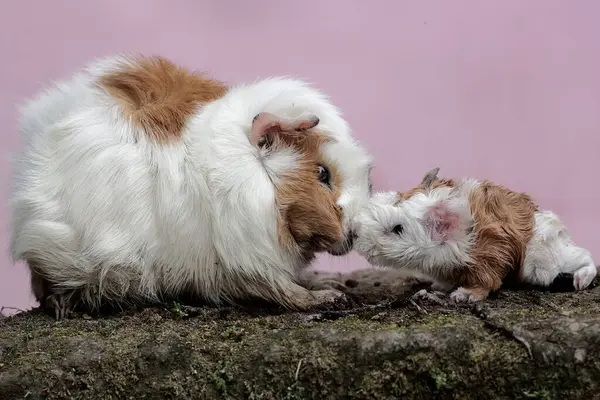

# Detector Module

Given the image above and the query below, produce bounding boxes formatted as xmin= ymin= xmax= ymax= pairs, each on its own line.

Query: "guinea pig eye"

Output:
xmin=392 ymin=224 xmax=404 ymax=235
xmin=317 ymin=165 xmax=331 ymax=187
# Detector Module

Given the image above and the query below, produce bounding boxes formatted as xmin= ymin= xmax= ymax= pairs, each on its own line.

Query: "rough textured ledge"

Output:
xmin=1 ymin=283 xmax=600 ymax=399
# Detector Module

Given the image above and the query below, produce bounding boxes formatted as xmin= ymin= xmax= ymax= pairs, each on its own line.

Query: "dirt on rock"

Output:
xmin=1 ymin=280 xmax=600 ymax=400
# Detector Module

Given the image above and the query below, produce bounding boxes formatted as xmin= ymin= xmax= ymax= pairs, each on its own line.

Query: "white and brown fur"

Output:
xmin=351 ymin=167 xmax=598 ymax=302
xmin=10 ymin=54 xmax=385 ymax=318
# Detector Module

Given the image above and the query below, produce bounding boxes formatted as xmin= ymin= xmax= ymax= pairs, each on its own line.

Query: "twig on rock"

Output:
xmin=409 ymin=299 xmax=428 ymax=314
xmin=295 ymin=359 xmax=303 ymax=381
xmin=304 ymin=302 xmax=392 ymax=322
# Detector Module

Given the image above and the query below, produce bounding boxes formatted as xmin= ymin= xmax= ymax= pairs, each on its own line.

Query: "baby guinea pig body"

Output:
xmin=352 ymin=167 xmax=597 ymax=303
xmin=10 ymin=55 xmax=374 ymax=318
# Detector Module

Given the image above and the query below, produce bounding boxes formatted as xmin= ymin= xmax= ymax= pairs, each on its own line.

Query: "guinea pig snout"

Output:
xmin=327 ymin=230 xmax=357 ymax=256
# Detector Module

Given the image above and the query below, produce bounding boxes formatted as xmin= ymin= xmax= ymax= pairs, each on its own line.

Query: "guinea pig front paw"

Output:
xmin=305 ymin=289 xmax=349 ymax=310
xmin=449 ymin=287 xmax=488 ymax=303
xmin=573 ymin=265 xmax=597 ymax=290
xmin=44 ymin=293 xmax=75 ymax=320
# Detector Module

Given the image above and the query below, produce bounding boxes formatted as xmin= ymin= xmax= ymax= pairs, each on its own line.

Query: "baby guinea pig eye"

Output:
xmin=317 ymin=165 xmax=331 ymax=188
xmin=392 ymin=224 xmax=404 ymax=235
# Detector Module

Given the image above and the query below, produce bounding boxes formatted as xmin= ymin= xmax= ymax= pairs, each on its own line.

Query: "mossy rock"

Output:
xmin=1 ymin=284 xmax=600 ymax=399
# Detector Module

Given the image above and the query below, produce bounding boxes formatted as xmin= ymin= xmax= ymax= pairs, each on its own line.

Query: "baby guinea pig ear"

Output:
xmin=424 ymin=199 xmax=470 ymax=243
xmin=420 ymin=167 xmax=441 ymax=188
xmin=249 ymin=112 xmax=320 ymax=146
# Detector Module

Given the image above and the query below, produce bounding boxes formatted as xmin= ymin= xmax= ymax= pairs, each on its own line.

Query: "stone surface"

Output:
xmin=1 ymin=282 xmax=600 ymax=399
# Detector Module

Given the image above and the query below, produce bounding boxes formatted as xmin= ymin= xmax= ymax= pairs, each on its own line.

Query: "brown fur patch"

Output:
xmin=455 ymin=181 xmax=538 ymax=293
xmin=99 ymin=56 xmax=227 ymax=142
xmin=396 ymin=179 xmax=457 ymax=202
xmin=272 ymin=131 xmax=344 ymax=259
xmin=396 ymin=168 xmax=457 ymax=202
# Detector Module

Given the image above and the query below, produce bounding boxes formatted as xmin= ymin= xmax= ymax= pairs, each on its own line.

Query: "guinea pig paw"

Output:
xmin=450 ymin=287 xmax=488 ymax=303
xmin=44 ymin=293 xmax=74 ymax=320
xmin=449 ymin=289 xmax=470 ymax=303
xmin=573 ymin=265 xmax=597 ymax=290
xmin=307 ymin=289 xmax=349 ymax=309
xmin=448 ymin=288 xmax=483 ymax=304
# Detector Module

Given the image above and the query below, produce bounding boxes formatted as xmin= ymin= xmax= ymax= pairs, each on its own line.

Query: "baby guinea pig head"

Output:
xmin=253 ymin=112 xmax=373 ymax=260
xmin=352 ymin=168 xmax=474 ymax=274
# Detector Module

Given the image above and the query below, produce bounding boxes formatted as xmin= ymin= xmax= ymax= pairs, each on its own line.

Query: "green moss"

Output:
xmin=211 ymin=365 xmax=233 ymax=397
xmin=1 ymin=286 xmax=600 ymax=399
xmin=171 ymin=301 xmax=188 ymax=318
xmin=397 ymin=312 xmax=464 ymax=330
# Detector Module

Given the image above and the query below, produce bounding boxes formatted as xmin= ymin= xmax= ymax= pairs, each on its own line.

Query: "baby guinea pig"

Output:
xmin=10 ymin=55 xmax=374 ymax=318
xmin=352 ymin=167 xmax=598 ymax=303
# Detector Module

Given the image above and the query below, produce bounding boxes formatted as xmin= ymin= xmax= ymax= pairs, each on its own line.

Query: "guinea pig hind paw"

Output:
xmin=573 ymin=265 xmax=597 ymax=290
xmin=449 ymin=290 xmax=470 ymax=303
xmin=44 ymin=293 xmax=74 ymax=320
xmin=449 ymin=287 xmax=488 ymax=303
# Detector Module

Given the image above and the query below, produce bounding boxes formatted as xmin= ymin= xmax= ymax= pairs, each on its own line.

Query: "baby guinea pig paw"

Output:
xmin=449 ymin=287 xmax=489 ymax=303
xmin=573 ymin=265 xmax=598 ymax=290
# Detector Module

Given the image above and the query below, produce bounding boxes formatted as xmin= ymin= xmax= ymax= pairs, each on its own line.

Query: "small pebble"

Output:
xmin=574 ymin=348 xmax=587 ymax=363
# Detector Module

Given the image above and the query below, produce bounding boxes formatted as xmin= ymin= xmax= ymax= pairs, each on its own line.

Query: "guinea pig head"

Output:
xmin=353 ymin=168 xmax=472 ymax=274
xmin=253 ymin=112 xmax=372 ymax=260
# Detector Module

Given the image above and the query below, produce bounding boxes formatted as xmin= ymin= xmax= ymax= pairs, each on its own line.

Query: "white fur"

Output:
xmin=521 ymin=211 xmax=597 ymax=289
xmin=354 ymin=182 xmax=476 ymax=279
xmin=354 ymin=179 xmax=596 ymax=292
xmin=10 ymin=55 xmax=373 ymax=308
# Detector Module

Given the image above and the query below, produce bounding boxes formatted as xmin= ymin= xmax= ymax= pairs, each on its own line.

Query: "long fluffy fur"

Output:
xmin=353 ymin=168 xmax=597 ymax=302
xmin=10 ymin=54 xmax=374 ymax=312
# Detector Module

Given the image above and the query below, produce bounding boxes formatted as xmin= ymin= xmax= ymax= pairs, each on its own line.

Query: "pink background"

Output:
xmin=1 ymin=1 xmax=599 ymax=313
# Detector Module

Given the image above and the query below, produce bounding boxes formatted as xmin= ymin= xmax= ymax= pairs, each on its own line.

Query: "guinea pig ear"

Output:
xmin=420 ymin=167 xmax=440 ymax=188
xmin=249 ymin=112 xmax=320 ymax=146
xmin=424 ymin=199 xmax=466 ymax=243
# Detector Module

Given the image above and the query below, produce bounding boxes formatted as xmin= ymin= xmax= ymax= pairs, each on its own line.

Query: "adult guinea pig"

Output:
xmin=10 ymin=55 xmax=374 ymax=318
xmin=352 ymin=167 xmax=598 ymax=303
